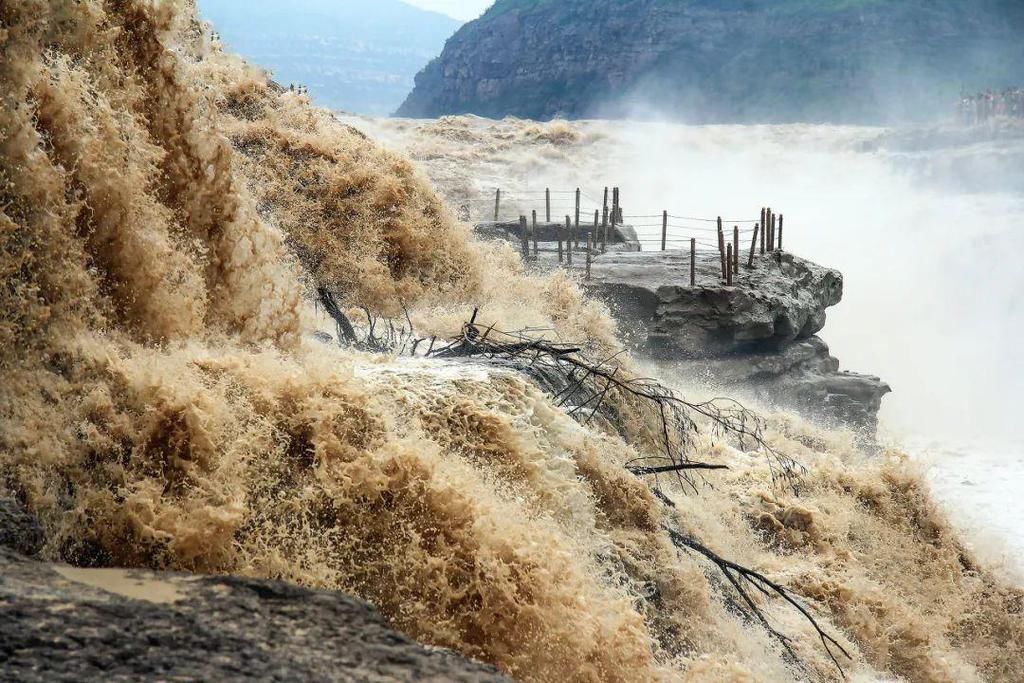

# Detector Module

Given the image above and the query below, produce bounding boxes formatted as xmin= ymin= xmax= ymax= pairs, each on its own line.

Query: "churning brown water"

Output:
xmin=1 ymin=2 xmax=1021 ymax=681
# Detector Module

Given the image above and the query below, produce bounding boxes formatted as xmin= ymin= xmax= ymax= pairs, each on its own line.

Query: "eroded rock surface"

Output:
xmin=0 ymin=500 xmax=508 ymax=683
xmin=675 ymin=337 xmax=890 ymax=432
xmin=588 ymin=250 xmax=841 ymax=356
xmin=584 ymin=250 xmax=889 ymax=432
xmin=0 ymin=497 xmax=43 ymax=557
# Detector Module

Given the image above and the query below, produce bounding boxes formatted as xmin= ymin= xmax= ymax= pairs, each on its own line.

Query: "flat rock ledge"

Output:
xmin=584 ymin=249 xmax=890 ymax=432
xmin=0 ymin=501 xmax=507 ymax=683
xmin=587 ymin=250 xmax=842 ymax=356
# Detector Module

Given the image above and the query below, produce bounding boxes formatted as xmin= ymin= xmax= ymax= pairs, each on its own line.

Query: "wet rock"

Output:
xmin=0 ymin=497 xmax=43 ymax=556
xmin=0 ymin=547 xmax=509 ymax=682
xmin=588 ymin=250 xmax=841 ymax=357
xmin=676 ymin=337 xmax=890 ymax=432
xmin=584 ymin=250 xmax=889 ymax=432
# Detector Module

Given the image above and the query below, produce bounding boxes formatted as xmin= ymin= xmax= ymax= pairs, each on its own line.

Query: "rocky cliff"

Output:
xmin=585 ymin=250 xmax=890 ymax=433
xmin=397 ymin=0 xmax=1024 ymax=123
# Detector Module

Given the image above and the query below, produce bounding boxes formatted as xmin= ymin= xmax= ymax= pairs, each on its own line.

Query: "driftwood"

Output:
xmin=427 ymin=310 xmax=802 ymax=491
xmin=666 ymin=528 xmax=851 ymax=678
xmin=316 ymin=289 xmax=419 ymax=354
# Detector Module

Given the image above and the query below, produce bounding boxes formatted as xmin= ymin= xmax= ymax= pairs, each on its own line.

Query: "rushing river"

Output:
xmin=347 ymin=113 xmax=1024 ymax=578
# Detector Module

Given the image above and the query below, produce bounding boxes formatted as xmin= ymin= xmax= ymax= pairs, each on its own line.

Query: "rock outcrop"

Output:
xmin=588 ymin=250 xmax=841 ymax=356
xmin=0 ymin=500 xmax=508 ymax=683
xmin=585 ymin=250 xmax=890 ymax=432
xmin=0 ymin=496 xmax=43 ymax=557
xmin=397 ymin=0 xmax=1024 ymax=124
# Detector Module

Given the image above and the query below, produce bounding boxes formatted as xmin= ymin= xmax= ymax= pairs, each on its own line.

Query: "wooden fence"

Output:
xmin=466 ymin=186 xmax=786 ymax=285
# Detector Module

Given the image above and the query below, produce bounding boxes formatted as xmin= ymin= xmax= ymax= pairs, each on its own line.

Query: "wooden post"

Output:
xmin=690 ymin=238 xmax=696 ymax=286
xmin=733 ymin=225 xmax=739 ymax=274
xmin=532 ymin=210 xmax=538 ymax=258
xmin=611 ymin=187 xmax=619 ymax=227
xmin=557 ymin=220 xmax=564 ymax=263
xmin=778 ymin=214 xmax=784 ymax=251
xmin=661 ymin=210 xmax=668 ymax=251
xmin=586 ymin=234 xmax=592 ymax=280
xmin=565 ymin=216 xmax=572 ymax=265
xmin=545 ymin=188 xmax=551 ymax=223
xmin=519 ymin=215 xmax=529 ymax=258
xmin=768 ymin=209 xmax=775 ymax=252
xmin=602 ymin=186 xmax=609 ymax=226
xmin=726 ymin=244 xmax=734 ymax=285
xmin=601 ymin=205 xmax=609 ymax=253
xmin=574 ymin=188 xmax=581 ymax=248
xmin=759 ymin=209 xmax=766 ymax=255
xmin=748 ymin=223 xmax=759 ymax=267
xmin=593 ymin=210 xmax=599 ymax=254
xmin=717 ymin=220 xmax=727 ymax=280
xmin=494 ymin=188 xmax=501 ymax=222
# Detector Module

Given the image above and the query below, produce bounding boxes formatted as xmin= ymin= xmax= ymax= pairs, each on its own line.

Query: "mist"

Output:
xmin=595 ymin=119 xmax=1024 ymax=447
xmin=358 ymin=112 xmax=1024 ymax=447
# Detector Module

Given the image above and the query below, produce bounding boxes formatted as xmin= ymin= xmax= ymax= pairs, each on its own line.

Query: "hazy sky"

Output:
xmin=404 ymin=0 xmax=492 ymax=21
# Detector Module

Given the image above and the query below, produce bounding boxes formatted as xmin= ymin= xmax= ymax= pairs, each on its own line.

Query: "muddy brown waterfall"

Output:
xmin=1 ymin=2 xmax=1022 ymax=682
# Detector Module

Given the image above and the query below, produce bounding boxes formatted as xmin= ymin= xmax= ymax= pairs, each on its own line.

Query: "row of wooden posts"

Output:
xmin=516 ymin=211 xmax=602 ymax=279
xmin=712 ymin=207 xmax=783 ymax=285
xmin=498 ymin=185 xmax=785 ymax=286
xmin=494 ymin=186 xmax=623 ymax=227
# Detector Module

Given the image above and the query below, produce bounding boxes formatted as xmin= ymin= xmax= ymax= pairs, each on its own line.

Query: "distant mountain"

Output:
xmin=198 ymin=0 xmax=460 ymax=116
xmin=397 ymin=0 xmax=1024 ymax=124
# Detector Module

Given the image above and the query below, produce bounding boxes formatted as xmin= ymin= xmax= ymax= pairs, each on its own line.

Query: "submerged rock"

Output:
xmin=0 ymin=517 xmax=508 ymax=682
xmin=0 ymin=497 xmax=43 ymax=557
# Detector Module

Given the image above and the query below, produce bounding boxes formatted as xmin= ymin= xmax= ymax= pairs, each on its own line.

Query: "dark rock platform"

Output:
xmin=581 ymin=248 xmax=890 ymax=433
xmin=0 ymin=499 xmax=508 ymax=683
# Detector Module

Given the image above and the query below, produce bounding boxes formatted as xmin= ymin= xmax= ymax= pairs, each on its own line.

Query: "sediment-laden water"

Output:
xmin=1 ymin=2 xmax=1022 ymax=681
xmin=347 ymin=113 xmax=1024 ymax=578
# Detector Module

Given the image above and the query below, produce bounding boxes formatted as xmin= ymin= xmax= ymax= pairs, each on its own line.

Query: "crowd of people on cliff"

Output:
xmin=957 ymin=88 xmax=1024 ymax=125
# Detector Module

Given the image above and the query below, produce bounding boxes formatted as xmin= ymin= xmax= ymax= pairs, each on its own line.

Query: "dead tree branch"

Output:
xmin=426 ymin=309 xmax=803 ymax=491
xmin=316 ymin=287 xmax=357 ymax=344
xmin=666 ymin=527 xmax=851 ymax=678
